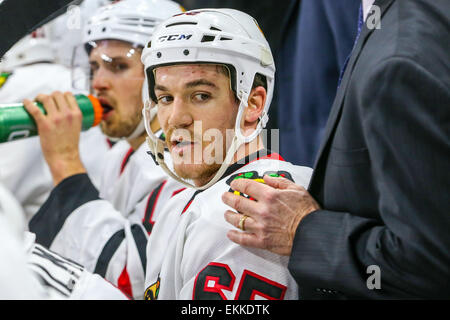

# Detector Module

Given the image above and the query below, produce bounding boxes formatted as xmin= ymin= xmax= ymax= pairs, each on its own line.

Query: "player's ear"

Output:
xmin=244 ymin=86 xmax=266 ymax=124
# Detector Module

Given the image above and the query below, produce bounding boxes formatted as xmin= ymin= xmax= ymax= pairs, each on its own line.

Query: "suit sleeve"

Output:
xmin=288 ymin=57 xmax=450 ymax=299
xmin=28 ymin=173 xmax=165 ymax=299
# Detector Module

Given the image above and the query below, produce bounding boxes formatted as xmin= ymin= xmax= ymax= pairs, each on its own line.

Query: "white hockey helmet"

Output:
xmin=76 ymin=0 xmax=184 ymax=140
xmin=45 ymin=0 xmax=116 ymax=67
xmin=83 ymin=0 xmax=185 ymax=48
xmin=141 ymin=8 xmax=275 ymax=190
xmin=0 ymin=29 xmax=55 ymax=72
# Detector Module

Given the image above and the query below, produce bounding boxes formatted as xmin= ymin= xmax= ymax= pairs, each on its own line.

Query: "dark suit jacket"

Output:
xmin=288 ymin=0 xmax=450 ymax=299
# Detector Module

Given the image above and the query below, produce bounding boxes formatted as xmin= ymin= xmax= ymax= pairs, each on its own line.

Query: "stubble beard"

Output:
xmin=170 ymin=139 xmax=225 ymax=186
xmin=100 ymin=110 xmax=143 ymax=138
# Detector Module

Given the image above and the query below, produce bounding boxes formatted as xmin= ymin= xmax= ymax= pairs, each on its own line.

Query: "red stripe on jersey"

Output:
xmin=248 ymin=152 xmax=285 ymax=164
xmin=106 ymin=138 xmax=114 ymax=148
xmin=181 ymin=189 xmax=202 ymax=215
xmin=171 ymin=188 xmax=186 ymax=198
xmin=117 ymin=265 xmax=133 ymax=298
xmin=181 ymin=199 xmax=193 ymax=214
xmin=120 ymin=147 xmax=134 ymax=175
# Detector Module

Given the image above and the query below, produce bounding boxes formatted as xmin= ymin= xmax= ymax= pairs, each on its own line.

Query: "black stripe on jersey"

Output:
xmin=131 ymin=224 xmax=148 ymax=273
xmin=29 ymin=263 xmax=71 ymax=297
xmin=94 ymin=225 xmax=148 ymax=278
xmin=32 ymin=269 xmax=70 ymax=297
xmin=142 ymin=181 xmax=166 ymax=233
xmin=29 ymin=173 xmax=100 ymax=248
xmin=33 ymin=245 xmax=84 ymax=276
xmin=94 ymin=229 xmax=125 ymax=277
xmin=181 ymin=190 xmax=202 ymax=214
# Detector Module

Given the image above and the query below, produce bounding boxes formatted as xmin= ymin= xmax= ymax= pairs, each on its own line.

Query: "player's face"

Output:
xmin=89 ymin=40 xmax=144 ymax=138
xmin=154 ymin=64 xmax=239 ymax=186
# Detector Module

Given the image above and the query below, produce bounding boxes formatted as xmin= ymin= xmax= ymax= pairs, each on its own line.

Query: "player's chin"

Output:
xmin=100 ymin=122 xmax=115 ymax=136
xmin=173 ymin=163 xmax=200 ymax=180
xmin=100 ymin=119 xmax=135 ymax=138
xmin=174 ymin=162 xmax=220 ymax=183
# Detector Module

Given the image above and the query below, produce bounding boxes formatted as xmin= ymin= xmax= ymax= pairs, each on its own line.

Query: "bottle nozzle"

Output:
xmin=86 ymin=95 xmax=103 ymax=127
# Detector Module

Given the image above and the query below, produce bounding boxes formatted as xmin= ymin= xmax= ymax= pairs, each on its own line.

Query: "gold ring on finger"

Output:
xmin=238 ymin=215 xmax=249 ymax=231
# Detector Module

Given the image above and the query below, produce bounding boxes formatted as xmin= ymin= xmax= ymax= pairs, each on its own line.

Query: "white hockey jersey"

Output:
xmin=29 ymin=137 xmax=185 ymax=299
xmin=0 ymin=222 xmax=47 ymax=299
xmin=0 ymin=127 xmax=109 ymax=221
xmin=0 ymin=184 xmax=125 ymax=300
xmin=0 ymin=62 xmax=110 ymax=220
xmin=0 ymin=63 xmax=73 ymax=103
xmin=144 ymin=151 xmax=313 ymax=300
xmin=0 ymin=183 xmax=44 ymax=299
xmin=25 ymin=232 xmax=128 ymax=300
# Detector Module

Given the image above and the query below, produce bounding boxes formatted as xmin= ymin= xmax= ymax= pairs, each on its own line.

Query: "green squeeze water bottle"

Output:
xmin=0 ymin=94 xmax=103 ymax=143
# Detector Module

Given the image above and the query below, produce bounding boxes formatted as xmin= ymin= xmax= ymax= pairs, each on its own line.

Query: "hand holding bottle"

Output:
xmin=23 ymin=91 xmax=94 ymax=186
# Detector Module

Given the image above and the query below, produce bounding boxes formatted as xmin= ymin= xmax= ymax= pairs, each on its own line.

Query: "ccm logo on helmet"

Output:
xmin=158 ymin=34 xmax=193 ymax=42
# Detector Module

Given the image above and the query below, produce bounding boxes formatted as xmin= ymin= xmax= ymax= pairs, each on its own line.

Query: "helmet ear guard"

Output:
xmin=141 ymin=8 xmax=275 ymax=190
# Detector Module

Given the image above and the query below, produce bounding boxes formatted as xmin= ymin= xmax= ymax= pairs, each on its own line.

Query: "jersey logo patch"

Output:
xmin=226 ymin=171 xmax=294 ymax=199
xmin=0 ymin=72 xmax=12 ymax=89
xmin=144 ymin=275 xmax=160 ymax=300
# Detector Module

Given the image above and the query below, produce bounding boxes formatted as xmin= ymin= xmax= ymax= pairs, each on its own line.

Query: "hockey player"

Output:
xmin=25 ymin=0 xmax=185 ymax=299
xmin=140 ymin=9 xmax=313 ymax=299
xmin=0 ymin=30 xmax=109 ymax=220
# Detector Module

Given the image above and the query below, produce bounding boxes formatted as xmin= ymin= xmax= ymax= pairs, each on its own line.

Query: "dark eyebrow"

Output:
xmin=154 ymin=84 xmax=169 ymax=92
xmin=185 ymin=79 xmax=217 ymax=89
xmin=154 ymin=79 xmax=218 ymax=92
xmin=89 ymin=56 xmax=129 ymax=64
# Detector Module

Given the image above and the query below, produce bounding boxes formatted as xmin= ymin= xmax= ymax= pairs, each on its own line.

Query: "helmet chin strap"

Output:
xmin=125 ymin=118 xmax=146 ymax=140
xmin=143 ymin=99 xmax=261 ymax=191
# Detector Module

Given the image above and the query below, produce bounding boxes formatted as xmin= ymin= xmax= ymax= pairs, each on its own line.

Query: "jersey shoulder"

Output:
xmin=191 ymin=158 xmax=313 ymax=221
xmin=223 ymin=159 xmax=312 ymax=190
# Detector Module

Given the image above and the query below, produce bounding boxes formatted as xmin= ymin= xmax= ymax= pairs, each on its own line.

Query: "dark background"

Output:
xmin=0 ymin=0 xmax=81 ymax=56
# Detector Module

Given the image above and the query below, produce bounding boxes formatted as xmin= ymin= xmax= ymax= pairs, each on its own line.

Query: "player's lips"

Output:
xmin=170 ymin=136 xmax=196 ymax=154
xmin=98 ymin=97 xmax=115 ymax=120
